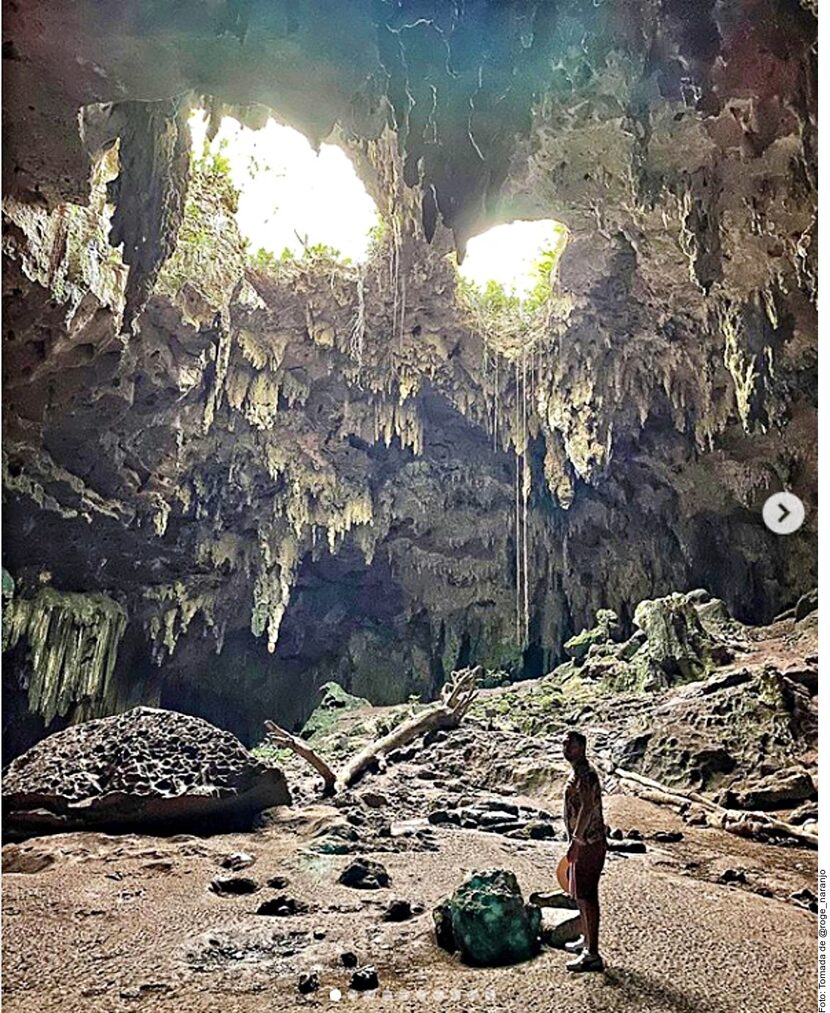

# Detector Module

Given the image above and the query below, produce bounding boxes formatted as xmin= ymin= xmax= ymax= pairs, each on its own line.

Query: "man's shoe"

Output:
xmin=566 ymin=951 xmax=604 ymax=973
xmin=564 ymin=936 xmax=586 ymax=953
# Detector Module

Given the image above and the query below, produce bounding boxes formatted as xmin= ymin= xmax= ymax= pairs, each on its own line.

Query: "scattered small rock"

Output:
xmin=298 ymin=971 xmax=319 ymax=995
xmin=525 ymin=821 xmax=558 ymax=841
xmin=790 ymin=887 xmax=818 ymax=913
xmin=209 ymin=876 xmax=258 ymax=896
xmin=338 ymin=858 xmax=390 ymax=890
xmin=220 ymin=851 xmax=255 ymax=871
xmin=267 ymin=875 xmax=290 ymax=890
xmin=340 ymin=951 xmax=358 ymax=968
xmin=427 ymin=809 xmax=460 ymax=827
xmin=350 ymin=966 xmax=379 ymax=991
xmin=383 ymin=899 xmax=413 ymax=922
xmin=653 ymin=831 xmax=684 ymax=843
xmin=606 ymin=839 xmax=647 ymax=854
xmin=416 ymin=769 xmax=440 ymax=781
xmin=386 ymin=746 xmax=418 ymax=763
xmin=313 ymin=928 xmax=327 ymax=940
xmin=257 ymin=895 xmax=308 ymax=916
xmin=718 ymin=868 xmax=747 ymax=885
xmin=360 ymin=791 xmax=389 ymax=809
xmin=625 ymin=828 xmax=643 ymax=840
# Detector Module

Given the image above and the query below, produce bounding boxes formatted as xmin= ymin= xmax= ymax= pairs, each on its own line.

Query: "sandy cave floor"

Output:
xmin=2 ymin=782 xmax=816 ymax=1013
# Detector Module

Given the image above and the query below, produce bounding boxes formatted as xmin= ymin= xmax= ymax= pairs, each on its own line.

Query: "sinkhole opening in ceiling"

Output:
xmin=189 ymin=110 xmax=379 ymax=264
xmin=457 ymin=219 xmax=568 ymax=303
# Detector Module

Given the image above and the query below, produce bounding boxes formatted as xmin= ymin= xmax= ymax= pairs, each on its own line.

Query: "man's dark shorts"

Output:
xmin=569 ymin=841 xmax=606 ymax=902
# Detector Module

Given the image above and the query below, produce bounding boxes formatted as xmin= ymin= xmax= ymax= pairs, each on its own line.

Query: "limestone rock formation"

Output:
xmin=1 ymin=0 xmax=817 ymax=753
xmin=633 ymin=593 xmax=714 ymax=682
xmin=564 ymin=608 xmax=621 ymax=663
xmin=3 ymin=707 xmax=289 ymax=838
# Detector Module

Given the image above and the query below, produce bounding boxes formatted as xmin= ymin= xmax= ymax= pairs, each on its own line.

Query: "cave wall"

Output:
xmin=1 ymin=0 xmax=816 ymax=753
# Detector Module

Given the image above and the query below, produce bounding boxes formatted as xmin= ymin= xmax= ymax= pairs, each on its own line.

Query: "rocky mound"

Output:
xmin=3 ymin=707 xmax=289 ymax=838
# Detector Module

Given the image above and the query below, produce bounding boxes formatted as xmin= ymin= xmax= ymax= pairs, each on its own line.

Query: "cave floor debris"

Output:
xmin=3 ymin=723 xmax=815 ymax=1013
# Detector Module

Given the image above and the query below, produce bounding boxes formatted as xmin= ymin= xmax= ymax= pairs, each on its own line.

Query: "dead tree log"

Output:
xmin=336 ymin=666 xmax=481 ymax=791
xmin=614 ymin=766 xmax=817 ymax=849
xmin=264 ymin=666 xmax=481 ymax=796
xmin=263 ymin=720 xmax=337 ymax=796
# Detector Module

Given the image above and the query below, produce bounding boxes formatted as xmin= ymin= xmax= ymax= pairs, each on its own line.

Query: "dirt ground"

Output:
xmin=3 ymin=779 xmax=816 ymax=1013
xmin=3 ymin=612 xmax=818 ymax=1012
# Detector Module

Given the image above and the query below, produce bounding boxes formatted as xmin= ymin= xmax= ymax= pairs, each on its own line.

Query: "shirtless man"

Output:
xmin=561 ymin=729 xmax=607 ymax=972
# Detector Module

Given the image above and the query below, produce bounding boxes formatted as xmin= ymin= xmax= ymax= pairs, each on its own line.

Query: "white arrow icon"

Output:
xmin=763 ymin=492 xmax=805 ymax=535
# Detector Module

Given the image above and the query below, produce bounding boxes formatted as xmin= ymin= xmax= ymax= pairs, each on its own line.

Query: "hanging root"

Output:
xmin=349 ymin=268 xmax=366 ymax=364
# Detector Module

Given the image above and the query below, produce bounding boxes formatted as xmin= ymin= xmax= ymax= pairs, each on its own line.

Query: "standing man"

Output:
xmin=561 ymin=729 xmax=607 ymax=972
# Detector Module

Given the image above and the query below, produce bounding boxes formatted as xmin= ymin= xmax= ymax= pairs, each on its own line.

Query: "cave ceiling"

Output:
xmin=0 ymin=0 xmax=817 ymax=751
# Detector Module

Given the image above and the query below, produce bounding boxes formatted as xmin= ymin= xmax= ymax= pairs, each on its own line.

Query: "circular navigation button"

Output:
xmin=762 ymin=492 xmax=805 ymax=535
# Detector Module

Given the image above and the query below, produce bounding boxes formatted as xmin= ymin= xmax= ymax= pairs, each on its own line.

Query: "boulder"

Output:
xmin=617 ymin=629 xmax=647 ymax=661
xmin=694 ymin=598 xmax=732 ymax=631
xmin=528 ymin=890 xmax=577 ymax=910
xmin=433 ymin=869 xmax=541 ymax=966
xmin=2 ymin=707 xmax=289 ymax=838
xmin=634 ymin=593 xmax=713 ymax=682
xmin=2 ymin=843 xmax=57 ymax=874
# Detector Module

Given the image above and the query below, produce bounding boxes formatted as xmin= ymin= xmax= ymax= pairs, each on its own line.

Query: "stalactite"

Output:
xmin=144 ymin=581 xmax=219 ymax=663
xmin=3 ymin=588 xmax=126 ymax=724
xmin=203 ymin=320 xmax=233 ymax=432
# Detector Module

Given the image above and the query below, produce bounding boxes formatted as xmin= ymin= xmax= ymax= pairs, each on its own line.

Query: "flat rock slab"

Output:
xmin=3 ymin=707 xmax=289 ymax=838
xmin=540 ymin=908 xmax=582 ymax=948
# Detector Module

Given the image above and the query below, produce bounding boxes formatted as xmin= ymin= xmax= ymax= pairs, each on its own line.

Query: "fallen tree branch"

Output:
xmin=264 ymin=667 xmax=481 ymax=796
xmin=336 ymin=666 xmax=481 ymax=791
xmin=263 ymin=720 xmax=337 ymax=797
xmin=613 ymin=765 xmax=817 ymax=849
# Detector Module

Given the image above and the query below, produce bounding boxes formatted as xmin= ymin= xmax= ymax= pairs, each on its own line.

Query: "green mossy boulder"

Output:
xmin=433 ymin=869 xmax=541 ymax=966
xmin=564 ymin=608 xmax=620 ymax=663
xmin=633 ymin=593 xmax=712 ymax=683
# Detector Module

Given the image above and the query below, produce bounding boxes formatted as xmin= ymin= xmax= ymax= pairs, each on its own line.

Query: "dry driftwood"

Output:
xmin=262 ymin=720 xmax=337 ymax=796
xmin=264 ymin=666 xmax=481 ymax=795
xmin=614 ymin=766 xmax=818 ymax=848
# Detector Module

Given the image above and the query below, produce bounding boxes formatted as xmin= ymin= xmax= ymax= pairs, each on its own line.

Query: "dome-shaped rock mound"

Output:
xmin=3 ymin=707 xmax=289 ymax=838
